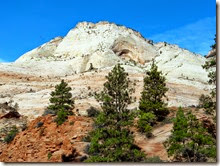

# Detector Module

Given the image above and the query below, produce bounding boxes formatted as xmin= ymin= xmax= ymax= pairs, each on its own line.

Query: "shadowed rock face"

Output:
xmin=0 ymin=111 xmax=21 ymax=119
xmin=0 ymin=21 xmax=212 ymax=119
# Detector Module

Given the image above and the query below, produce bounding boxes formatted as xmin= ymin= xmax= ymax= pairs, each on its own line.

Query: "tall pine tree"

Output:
xmin=200 ymin=35 xmax=216 ymax=120
xmin=85 ymin=64 xmax=145 ymax=162
xmin=198 ymin=35 xmax=216 ymax=139
xmin=139 ymin=61 xmax=169 ymax=122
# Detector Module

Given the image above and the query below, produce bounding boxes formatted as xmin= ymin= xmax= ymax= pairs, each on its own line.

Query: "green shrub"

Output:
xmin=138 ymin=112 xmax=156 ymax=137
xmin=145 ymin=156 xmax=163 ymax=162
xmin=48 ymin=152 xmax=52 ymax=160
xmin=55 ymin=108 xmax=68 ymax=126
xmin=86 ymin=107 xmax=100 ymax=117
xmin=199 ymin=94 xmax=215 ymax=115
xmin=4 ymin=126 xmax=18 ymax=143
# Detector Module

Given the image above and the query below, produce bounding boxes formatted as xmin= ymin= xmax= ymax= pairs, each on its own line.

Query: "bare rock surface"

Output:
xmin=134 ymin=123 xmax=173 ymax=161
xmin=0 ymin=115 xmax=93 ymax=162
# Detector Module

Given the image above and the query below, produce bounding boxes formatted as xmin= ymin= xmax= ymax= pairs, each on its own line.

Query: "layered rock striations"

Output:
xmin=0 ymin=21 xmax=211 ymax=118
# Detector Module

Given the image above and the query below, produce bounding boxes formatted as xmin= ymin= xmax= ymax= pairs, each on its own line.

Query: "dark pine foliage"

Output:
xmin=137 ymin=111 xmax=156 ymax=137
xmin=199 ymin=94 xmax=215 ymax=115
xmin=48 ymin=80 xmax=74 ymax=125
xmin=202 ymin=35 xmax=216 ymax=97
xmin=48 ymin=80 xmax=74 ymax=114
xmin=139 ymin=61 xmax=169 ymax=122
xmin=137 ymin=61 xmax=169 ymax=136
xmin=211 ymin=34 xmax=216 ymax=49
xmin=200 ymin=35 xmax=216 ymax=121
xmin=85 ymin=64 xmax=145 ymax=162
xmin=164 ymin=108 xmax=216 ymax=162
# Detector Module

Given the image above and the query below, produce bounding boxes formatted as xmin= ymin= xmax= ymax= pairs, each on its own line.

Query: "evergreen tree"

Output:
xmin=211 ymin=34 xmax=216 ymax=49
xmin=139 ymin=61 xmax=169 ymax=122
xmin=48 ymin=80 xmax=74 ymax=125
xmin=198 ymin=94 xmax=215 ymax=115
xmin=200 ymin=35 xmax=216 ymax=120
xmin=48 ymin=80 xmax=74 ymax=114
xmin=85 ymin=64 xmax=145 ymax=162
xmin=164 ymin=108 xmax=216 ymax=162
xmin=202 ymin=35 xmax=216 ymax=97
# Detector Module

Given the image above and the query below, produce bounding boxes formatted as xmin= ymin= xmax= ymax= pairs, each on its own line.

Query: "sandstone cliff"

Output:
xmin=0 ymin=21 xmax=211 ymax=119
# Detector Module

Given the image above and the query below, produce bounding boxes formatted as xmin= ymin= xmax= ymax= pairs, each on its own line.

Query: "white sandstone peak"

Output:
xmin=0 ymin=21 xmax=212 ymax=112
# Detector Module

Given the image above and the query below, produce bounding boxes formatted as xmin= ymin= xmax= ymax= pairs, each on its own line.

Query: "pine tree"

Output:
xmin=198 ymin=94 xmax=215 ymax=115
xmin=85 ymin=64 xmax=145 ymax=162
xmin=164 ymin=108 xmax=216 ymax=162
xmin=211 ymin=34 xmax=216 ymax=49
xmin=48 ymin=80 xmax=74 ymax=114
xmin=200 ymin=35 xmax=216 ymax=119
xmin=139 ymin=61 xmax=169 ymax=122
xmin=48 ymin=80 xmax=74 ymax=125
xmin=202 ymin=36 xmax=216 ymax=98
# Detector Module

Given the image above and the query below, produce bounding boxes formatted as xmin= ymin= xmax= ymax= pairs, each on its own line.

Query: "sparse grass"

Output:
xmin=48 ymin=152 xmax=52 ymax=160
xmin=4 ymin=126 xmax=18 ymax=143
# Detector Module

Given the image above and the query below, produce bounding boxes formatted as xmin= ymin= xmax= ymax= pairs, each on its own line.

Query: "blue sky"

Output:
xmin=0 ymin=0 xmax=216 ymax=62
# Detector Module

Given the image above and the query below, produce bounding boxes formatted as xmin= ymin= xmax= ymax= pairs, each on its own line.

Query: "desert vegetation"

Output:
xmin=0 ymin=33 xmax=216 ymax=163
xmin=47 ymin=79 xmax=74 ymax=125
xmin=85 ymin=64 xmax=145 ymax=162
xmin=138 ymin=61 xmax=169 ymax=137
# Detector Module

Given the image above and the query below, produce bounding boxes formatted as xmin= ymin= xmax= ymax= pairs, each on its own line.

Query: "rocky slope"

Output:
xmin=0 ymin=106 xmax=212 ymax=162
xmin=0 ymin=115 xmax=93 ymax=162
xmin=0 ymin=21 xmax=211 ymax=119
xmin=0 ymin=112 xmax=173 ymax=162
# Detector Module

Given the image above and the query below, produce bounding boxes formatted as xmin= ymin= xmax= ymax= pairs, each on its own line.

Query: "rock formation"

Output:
xmin=0 ymin=21 xmax=211 ymax=119
xmin=0 ymin=115 xmax=93 ymax=162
